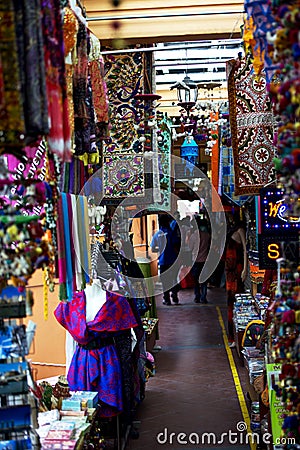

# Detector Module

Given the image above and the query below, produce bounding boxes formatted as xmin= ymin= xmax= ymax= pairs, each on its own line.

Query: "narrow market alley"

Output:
xmin=127 ymin=286 xmax=251 ymax=450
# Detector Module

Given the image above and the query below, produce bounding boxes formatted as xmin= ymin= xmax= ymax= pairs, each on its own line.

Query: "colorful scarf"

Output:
xmin=56 ymin=195 xmax=67 ymax=300
xmin=61 ymin=192 xmax=73 ymax=301
xmin=41 ymin=0 xmax=71 ymax=162
xmin=0 ymin=0 xmax=25 ymax=151
xmin=13 ymin=0 xmax=49 ymax=143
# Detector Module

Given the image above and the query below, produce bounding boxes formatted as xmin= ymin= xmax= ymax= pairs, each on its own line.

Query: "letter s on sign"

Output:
xmin=268 ymin=243 xmax=280 ymax=259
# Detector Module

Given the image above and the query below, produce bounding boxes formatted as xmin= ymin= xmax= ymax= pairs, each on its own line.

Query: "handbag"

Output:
xmin=178 ymin=265 xmax=195 ymax=289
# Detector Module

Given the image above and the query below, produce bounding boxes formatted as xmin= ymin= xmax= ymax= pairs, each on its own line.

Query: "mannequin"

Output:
xmin=85 ymin=279 xmax=107 ymax=322
xmin=55 ymin=282 xmax=139 ymax=417
xmin=65 ymin=279 xmax=107 ymax=373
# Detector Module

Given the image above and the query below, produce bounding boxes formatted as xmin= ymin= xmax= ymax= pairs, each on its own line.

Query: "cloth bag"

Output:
xmin=178 ymin=265 xmax=195 ymax=289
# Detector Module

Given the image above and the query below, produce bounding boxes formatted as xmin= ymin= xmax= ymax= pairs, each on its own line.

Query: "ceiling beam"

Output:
xmin=84 ymin=1 xmax=245 ymax=45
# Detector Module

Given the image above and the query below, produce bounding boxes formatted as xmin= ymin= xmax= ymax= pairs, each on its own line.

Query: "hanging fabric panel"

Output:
xmin=56 ymin=193 xmax=90 ymax=300
xmin=102 ymin=52 xmax=145 ymax=200
xmin=227 ymin=54 xmax=276 ymax=195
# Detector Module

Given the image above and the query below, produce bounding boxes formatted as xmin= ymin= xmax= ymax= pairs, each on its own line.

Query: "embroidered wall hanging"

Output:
xmin=148 ymin=114 xmax=172 ymax=212
xmin=103 ymin=52 xmax=144 ymax=153
xmin=103 ymin=153 xmax=144 ymax=198
xmin=228 ymin=54 xmax=276 ymax=195
xmin=102 ymin=52 xmax=146 ymax=201
xmin=244 ymin=0 xmax=279 ymax=82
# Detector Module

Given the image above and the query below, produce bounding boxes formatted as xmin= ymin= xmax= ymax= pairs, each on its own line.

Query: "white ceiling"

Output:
xmin=154 ymin=39 xmax=244 ymax=88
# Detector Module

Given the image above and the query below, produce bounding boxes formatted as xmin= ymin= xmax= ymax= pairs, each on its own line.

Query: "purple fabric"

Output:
xmin=54 ymin=290 xmax=138 ymax=416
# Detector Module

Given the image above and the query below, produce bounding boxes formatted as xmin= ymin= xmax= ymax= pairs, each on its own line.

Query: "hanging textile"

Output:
xmin=210 ymin=111 xmax=219 ymax=193
xmin=56 ymin=193 xmax=90 ymax=300
xmin=63 ymin=6 xmax=78 ymax=141
xmin=148 ymin=113 xmax=172 ymax=211
xmin=244 ymin=0 xmax=279 ymax=82
xmin=89 ymin=34 xmax=109 ymax=141
xmin=54 ymin=290 xmax=138 ymax=417
xmin=104 ymin=52 xmax=143 ymax=153
xmin=219 ymin=110 xmax=250 ymax=205
xmin=60 ymin=156 xmax=86 ymax=194
xmin=227 ymin=54 xmax=276 ymax=195
xmin=0 ymin=0 xmax=25 ymax=152
xmin=102 ymin=52 xmax=145 ymax=200
xmin=103 ymin=153 xmax=144 ymax=198
xmin=41 ymin=0 xmax=71 ymax=162
xmin=13 ymin=0 xmax=49 ymax=144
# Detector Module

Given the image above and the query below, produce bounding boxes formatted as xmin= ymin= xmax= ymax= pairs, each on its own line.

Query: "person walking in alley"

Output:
xmin=150 ymin=214 xmax=180 ymax=305
xmin=188 ymin=216 xmax=211 ymax=304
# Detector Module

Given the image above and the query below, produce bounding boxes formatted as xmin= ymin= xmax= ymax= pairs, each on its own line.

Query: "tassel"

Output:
xmin=43 ymin=269 xmax=48 ymax=320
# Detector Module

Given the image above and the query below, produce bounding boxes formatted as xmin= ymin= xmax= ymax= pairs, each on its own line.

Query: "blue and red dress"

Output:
xmin=54 ymin=290 xmax=138 ymax=417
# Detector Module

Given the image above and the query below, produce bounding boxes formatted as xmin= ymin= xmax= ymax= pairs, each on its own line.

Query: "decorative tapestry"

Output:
xmin=228 ymin=54 xmax=276 ymax=195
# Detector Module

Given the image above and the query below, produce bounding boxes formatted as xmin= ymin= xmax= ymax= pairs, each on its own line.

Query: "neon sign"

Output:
xmin=260 ymin=188 xmax=300 ymax=234
xmin=267 ymin=243 xmax=280 ymax=260
xmin=258 ymin=235 xmax=299 ymax=269
xmin=268 ymin=200 xmax=300 ymax=223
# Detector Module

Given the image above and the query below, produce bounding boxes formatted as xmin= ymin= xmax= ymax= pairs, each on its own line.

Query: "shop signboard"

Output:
xmin=259 ymin=187 xmax=300 ymax=235
xmin=258 ymin=188 xmax=300 ymax=269
xmin=258 ymin=234 xmax=299 ymax=269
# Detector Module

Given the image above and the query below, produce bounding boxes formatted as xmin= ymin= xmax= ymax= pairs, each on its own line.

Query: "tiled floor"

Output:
xmin=126 ymin=286 xmax=251 ymax=450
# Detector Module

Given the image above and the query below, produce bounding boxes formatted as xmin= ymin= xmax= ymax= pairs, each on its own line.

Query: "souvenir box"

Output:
xmin=61 ymin=391 xmax=98 ymax=411
xmin=41 ymin=440 xmax=77 ymax=449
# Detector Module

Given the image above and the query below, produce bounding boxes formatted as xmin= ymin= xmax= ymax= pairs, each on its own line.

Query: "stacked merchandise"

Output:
xmin=0 ymin=359 xmax=38 ymax=449
xmin=233 ymin=294 xmax=264 ymax=347
xmin=233 ymin=293 xmax=261 ymax=330
xmin=267 ymin=266 xmax=300 ymax=447
xmin=243 ymin=0 xmax=300 ymax=445
xmin=36 ymin=379 xmax=99 ymax=449
xmin=250 ymin=402 xmax=261 ymax=433
xmin=234 ymin=293 xmax=266 ymax=404
xmin=242 ymin=347 xmax=265 ymax=386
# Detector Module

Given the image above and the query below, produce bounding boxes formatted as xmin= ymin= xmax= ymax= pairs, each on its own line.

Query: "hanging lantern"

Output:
xmin=180 ymin=135 xmax=199 ymax=177
xmin=170 ymin=75 xmax=198 ymax=116
xmin=178 ymin=75 xmax=198 ymax=104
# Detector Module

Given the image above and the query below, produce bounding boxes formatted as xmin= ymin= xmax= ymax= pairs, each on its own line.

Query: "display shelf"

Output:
xmin=0 ymin=301 xmax=26 ymax=319
xmin=0 ymin=298 xmax=38 ymax=449
xmin=0 ymin=360 xmax=29 ymax=397
xmin=0 ymin=404 xmax=32 ymax=431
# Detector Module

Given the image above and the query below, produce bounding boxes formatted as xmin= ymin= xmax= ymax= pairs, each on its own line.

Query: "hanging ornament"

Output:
xmin=43 ymin=268 xmax=48 ymax=321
